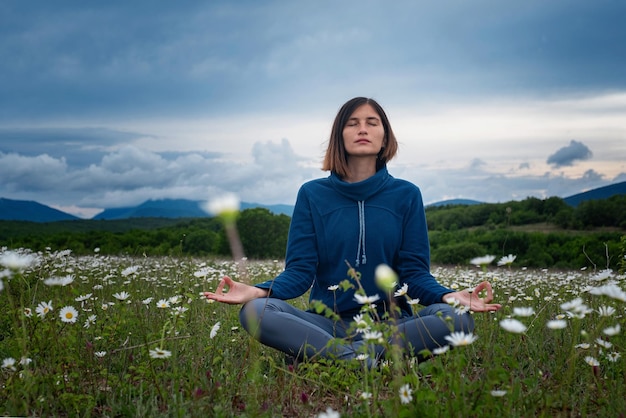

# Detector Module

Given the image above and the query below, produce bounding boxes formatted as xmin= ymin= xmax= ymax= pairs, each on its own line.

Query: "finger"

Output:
xmin=474 ymin=281 xmax=494 ymax=303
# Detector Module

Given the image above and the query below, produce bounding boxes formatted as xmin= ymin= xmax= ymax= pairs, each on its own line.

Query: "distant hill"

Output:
xmin=427 ymin=199 xmax=483 ymax=208
xmin=0 ymin=197 xmax=79 ymax=222
xmin=92 ymin=199 xmax=293 ymax=220
xmin=92 ymin=199 xmax=208 ymax=220
xmin=563 ymin=181 xmax=626 ymax=207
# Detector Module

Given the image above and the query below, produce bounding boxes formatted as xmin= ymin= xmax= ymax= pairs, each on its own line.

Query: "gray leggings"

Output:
xmin=239 ymin=298 xmax=474 ymax=362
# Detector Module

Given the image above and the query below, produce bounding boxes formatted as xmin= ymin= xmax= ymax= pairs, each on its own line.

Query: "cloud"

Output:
xmin=546 ymin=140 xmax=593 ymax=168
xmin=0 ymin=139 xmax=318 ymax=216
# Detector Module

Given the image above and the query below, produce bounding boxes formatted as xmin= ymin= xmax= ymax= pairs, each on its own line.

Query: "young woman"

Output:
xmin=204 ymin=97 xmax=501 ymax=365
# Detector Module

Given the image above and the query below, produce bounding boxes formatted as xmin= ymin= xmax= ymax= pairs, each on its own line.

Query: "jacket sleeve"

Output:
xmin=254 ymin=185 xmax=318 ymax=299
xmin=395 ymin=185 xmax=453 ymax=305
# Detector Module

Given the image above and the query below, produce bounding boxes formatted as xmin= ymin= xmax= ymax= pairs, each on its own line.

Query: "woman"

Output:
xmin=204 ymin=97 xmax=501 ymax=365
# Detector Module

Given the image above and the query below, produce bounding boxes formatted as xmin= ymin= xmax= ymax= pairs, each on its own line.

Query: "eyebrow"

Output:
xmin=347 ymin=116 xmax=380 ymax=122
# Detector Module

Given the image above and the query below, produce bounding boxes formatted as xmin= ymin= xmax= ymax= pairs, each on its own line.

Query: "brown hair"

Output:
xmin=322 ymin=97 xmax=398 ymax=178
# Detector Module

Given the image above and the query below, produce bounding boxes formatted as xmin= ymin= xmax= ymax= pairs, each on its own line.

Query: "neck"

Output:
xmin=343 ymin=157 xmax=377 ymax=183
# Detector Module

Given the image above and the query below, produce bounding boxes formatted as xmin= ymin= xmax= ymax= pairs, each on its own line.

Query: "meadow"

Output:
xmin=1 ymin=247 xmax=625 ymax=417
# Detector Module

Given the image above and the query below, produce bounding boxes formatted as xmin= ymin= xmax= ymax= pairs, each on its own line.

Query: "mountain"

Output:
xmin=0 ymin=197 xmax=80 ymax=222
xmin=427 ymin=199 xmax=483 ymax=207
xmin=563 ymin=181 xmax=626 ymax=207
xmin=92 ymin=198 xmax=293 ymax=220
xmin=92 ymin=199 xmax=208 ymax=220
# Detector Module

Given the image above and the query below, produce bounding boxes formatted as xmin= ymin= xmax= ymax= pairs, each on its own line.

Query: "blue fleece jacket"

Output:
xmin=255 ymin=166 xmax=453 ymax=319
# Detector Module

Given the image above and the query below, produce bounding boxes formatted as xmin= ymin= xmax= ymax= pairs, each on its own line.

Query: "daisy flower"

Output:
xmin=433 ymin=345 xmax=450 ymax=355
xmin=603 ymin=324 xmax=621 ymax=336
xmin=590 ymin=269 xmax=613 ymax=281
xmin=121 ymin=266 xmax=139 ymax=276
xmin=354 ymin=294 xmax=380 ymax=305
xmin=316 ymin=407 xmax=340 ymax=418
xmin=142 ymin=297 xmax=154 ymax=305
xmin=94 ymin=351 xmax=107 ymax=358
xmin=83 ymin=314 xmax=97 ymax=329
xmin=399 ymin=383 xmax=413 ymax=404
xmin=497 ymin=254 xmax=516 ymax=266
xmin=36 ymin=300 xmax=53 ymax=318
xmin=23 ymin=308 xmax=32 ymax=317
xmin=595 ymin=338 xmax=612 ymax=349
xmin=112 ymin=291 xmax=130 ymax=301
xmin=444 ymin=331 xmax=478 ymax=347
xmin=75 ymin=293 xmax=93 ymax=302
xmin=43 ymin=275 xmax=74 ymax=286
xmin=59 ymin=306 xmax=79 ymax=323
xmin=327 ymin=284 xmax=339 ymax=291
xmin=362 ymin=330 xmax=383 ymax=342
xmin=605 ymin=352 xmax=621 ymax=362
xmin=546 ymin=319 xmax=567 ymax=330
xmin=0 ymin=250 xmax=39 ymax=271
xmin=597 ymin=306 xmax=616 ymax=317
xmin=210 ymin=322 xmax=221 ymax=339
xmin=584 ymin=356 xmax=600 ymax=367
xmin=470 ymin=255 xmax=495 ymax=267
xmin=360 ymin=391 xmax=372 ymax=400
xmin=156 ymin=299 xmax=170 ymax=308
xmin=500 ymin=318 xmax=527 ymax=334
xmin=394 ymin=283 xmax=408 ymax=298
xmin=513 ymin=307 xmax=535 ymax=317
xmin=490 ymin=390 xmax=507 ymax=397
xmin=589 ymin=284 xmax=626 ymax=302
xmin=19 ymin=357 xmax=32 ymax=366
xmin=1 ymin=357 xmax=17 ymax=371
xmin=149 ymin=348 xmax=172 ymax=359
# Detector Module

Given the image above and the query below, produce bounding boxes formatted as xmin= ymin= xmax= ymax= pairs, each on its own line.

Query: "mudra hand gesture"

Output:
xmin=442 ymin=281 xmax=501 ymax=312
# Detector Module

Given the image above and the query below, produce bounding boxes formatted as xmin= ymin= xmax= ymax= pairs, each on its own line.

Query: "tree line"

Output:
xmin=1 ymin=197 xmax=625 ymax=271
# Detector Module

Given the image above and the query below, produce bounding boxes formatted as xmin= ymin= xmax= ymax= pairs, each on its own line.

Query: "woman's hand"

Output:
xmin=442 ymin=281 xmax=502 ymax=312
xmin=203 ymin=276 xmax=269 ymax=305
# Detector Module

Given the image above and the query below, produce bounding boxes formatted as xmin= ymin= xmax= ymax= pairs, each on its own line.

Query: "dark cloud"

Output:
xmin=547 ymin=140 xmax=593 ymax=168
xmin=1 ymin=1 xmax=626 ymax=121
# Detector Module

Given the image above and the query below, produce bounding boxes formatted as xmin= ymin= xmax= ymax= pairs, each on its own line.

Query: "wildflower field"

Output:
xmin=1 ymin=247 xmax=625 ymax=417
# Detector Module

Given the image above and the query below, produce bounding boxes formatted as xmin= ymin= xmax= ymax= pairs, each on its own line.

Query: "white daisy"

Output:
xmin=513 ymin=307 xmax=535 ymax=317
xmin=149 ymin=348 xmax=172 ymax=359
xmin=210 ymin=322 xmax=221 ymax=339
xmin=546 ymin=319 xmax=567 ymax=330
xmin=603 ymin=324 xmax=621 ymax=336
xmin=399 ymin=383 xmax=413 ymax=404
xmin=112 ymin=291 xmax=130 ymax=301
xmin=59 ymin=306 xmax=79 ymax=323
xmin=444 ymin=331 xmax=478 ymax=347
xmin=1 ymin=357 xmax=17 ymax=371
xmin=500 ymin=318 xmax=527 ymax=334
xmin=354 ymin=294 xmax=380 ymax=305
xmin=43 ymin=275 xmax=74 ymax=286
xmin=35 ymin=300 xmax=53 ymax=318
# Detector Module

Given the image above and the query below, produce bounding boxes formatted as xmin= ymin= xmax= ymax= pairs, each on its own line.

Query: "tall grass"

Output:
xmin=1 ymin=248 xmax=625 ymax=417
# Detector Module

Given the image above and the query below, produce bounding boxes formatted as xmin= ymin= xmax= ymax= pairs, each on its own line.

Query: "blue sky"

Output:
xmin=1 ymin=0 xmax=625 ymax=218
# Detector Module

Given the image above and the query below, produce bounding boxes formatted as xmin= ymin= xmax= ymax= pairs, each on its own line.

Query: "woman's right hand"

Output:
xmin=203 ymin=276 xmax=268 ymax=305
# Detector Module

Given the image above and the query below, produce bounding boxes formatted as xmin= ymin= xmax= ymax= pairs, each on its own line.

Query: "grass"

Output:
xmin=1 ymin=248 xmax=625 ymax=417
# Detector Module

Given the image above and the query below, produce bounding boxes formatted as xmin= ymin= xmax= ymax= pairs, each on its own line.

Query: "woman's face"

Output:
xmin=342 ymin=103 xmax=386 ymax=159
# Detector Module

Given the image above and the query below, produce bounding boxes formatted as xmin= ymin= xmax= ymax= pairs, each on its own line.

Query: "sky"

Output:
xmin=1 ymin=0 xmax=625 ymax=218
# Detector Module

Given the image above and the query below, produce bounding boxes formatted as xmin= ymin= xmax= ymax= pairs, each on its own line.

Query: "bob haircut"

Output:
xmin=322 ymin=97 xmax=398 ymax=178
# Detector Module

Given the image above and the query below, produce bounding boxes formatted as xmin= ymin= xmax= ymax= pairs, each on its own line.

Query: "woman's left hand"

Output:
xmin=442 ymin=281 xmax=502 ymax=312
